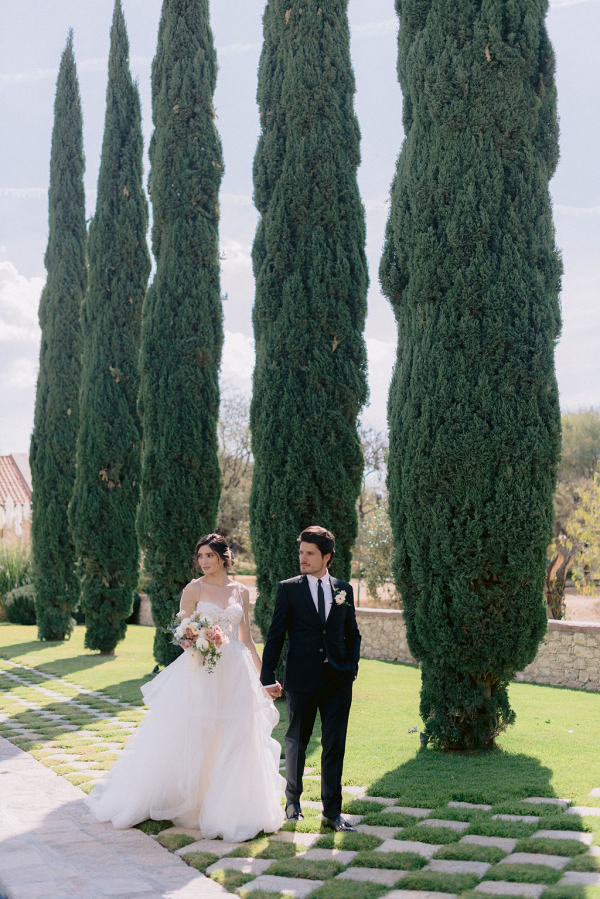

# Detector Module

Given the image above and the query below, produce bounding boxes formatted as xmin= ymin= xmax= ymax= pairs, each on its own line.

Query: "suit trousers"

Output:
xmin=284 ymin=663 xmax=353 ymax=820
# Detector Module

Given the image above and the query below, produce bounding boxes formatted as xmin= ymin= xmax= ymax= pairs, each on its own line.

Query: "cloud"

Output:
xmin=221 ymin=193 xmax=253 ymax=207
xmin=217 ymin=42 xmax=260 ymax=57
xmin=221 ymin=238 xmax=252 ymax=268
xmin=221 ymin=330 xmax=254 ymax=395
xmin=554 ymin=204 xmax=600 ymax=216
xmin=361 ymin=336 xmax=396 ymax=430
xmin=0 ymin=261 xmax=43 ymax=344
xmin=551 ymin=0 xmax=599 ymax=7
xmin=0 ymin=358 xmax=38 ymax=390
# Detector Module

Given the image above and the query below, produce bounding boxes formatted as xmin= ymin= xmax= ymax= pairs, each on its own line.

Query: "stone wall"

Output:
xmin=515 ymin=620 xmax=600 ymax=692
xmin=138 ymin=595 xmax=600 ymax=692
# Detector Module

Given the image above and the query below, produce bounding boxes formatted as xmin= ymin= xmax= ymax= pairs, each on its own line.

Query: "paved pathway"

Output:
xmin=0 ymin=737 xmax=228 ymax=899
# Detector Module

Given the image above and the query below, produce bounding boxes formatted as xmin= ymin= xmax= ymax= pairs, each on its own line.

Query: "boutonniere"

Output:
xmin=334 ymin=589 xmax=349 ymax=607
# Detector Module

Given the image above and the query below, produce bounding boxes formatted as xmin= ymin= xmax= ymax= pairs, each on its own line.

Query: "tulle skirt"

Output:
xmin=85 ymin=641 xmax=285 ymax=842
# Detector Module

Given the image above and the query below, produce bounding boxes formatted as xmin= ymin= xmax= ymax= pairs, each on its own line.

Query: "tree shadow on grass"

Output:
xmin=369 ymin=748 xmax=557 ymax=807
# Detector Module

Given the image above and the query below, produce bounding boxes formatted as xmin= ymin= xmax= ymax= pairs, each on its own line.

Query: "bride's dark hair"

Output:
xmin=193 ymin=534 xmax=235 ymax=573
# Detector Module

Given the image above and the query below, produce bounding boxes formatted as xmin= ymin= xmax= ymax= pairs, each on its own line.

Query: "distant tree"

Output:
xmin=217 ymin=390 xmax=253 ymax=555
xmin=69 ymin=1 xmax=151 ymax=654
xmin=566 ymin=472 xmax=600 ymax=596
xmin=30 ymin=32 xmax=86 ymax=641
xmin=380 ymin=0 xmax=562 ymax=748
xmin=250 ymin=0 xmax=368 ymax=649
xmin=137 ymin=0 xmax=224 ymax=667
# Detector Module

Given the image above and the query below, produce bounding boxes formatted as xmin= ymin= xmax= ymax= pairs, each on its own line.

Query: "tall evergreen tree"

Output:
xmin=30 ymin=31 xmax=87 ymax=641
xmin=137 ymin=0 xmax=224 ymax=666
xmin=69 ymin=1 xmax=151 ymax=654
xmin=250 ymin=0 xmax=368 ymax=643
xmin=380 ymin=0 xmax=562 ymax=749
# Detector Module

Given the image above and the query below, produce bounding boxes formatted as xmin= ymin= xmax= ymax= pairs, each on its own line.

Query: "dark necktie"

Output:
xmin=317 ymin=579 xmax=326 ymax=625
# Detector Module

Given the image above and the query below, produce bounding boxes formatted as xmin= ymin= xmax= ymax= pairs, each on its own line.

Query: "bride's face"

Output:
xmin=197 ymin=546 xmax=224 ymax=575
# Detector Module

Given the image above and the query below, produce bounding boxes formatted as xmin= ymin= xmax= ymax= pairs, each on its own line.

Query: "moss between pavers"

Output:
xmin=515 ymin=837 xmax=588 ymax=857
xmin=281 ymin=816 xmax=329 ymax=834
xmin=538 ymin=815 xmax=591 ymax=832
xmin=342 ymin=799 xmax=387 ymax=816
xmin=492 ymin=802 xmax=565 ymax=817
xmin=434 ymin=842 xmax=507 ymax=864
xmin=468 ymin=819 xmax=539 ymax=839
xmin=267 ymin=858 xmax=345 ymax=880
xmin=430 ymin=807 xmax=490 ymax=823
xmin=157 ymin=833 xmax=196 ymax=852
xmin=209 ymin=869 xmax=254 ymax=891
xmin=483 ymin=862 xmax=562 ymax=885
xmin=399 ymin=869 xmax=480 ymax=892
xmin=352 ymin=849 xmax=427 ymax=870
xmin=180 ymin=851 xmax=219 ymax=873
xmin=238 ymin=891 xmax=287 ymax=899
xmin=314 ymin=832 xmax=382 ymax=851
xmin=540 ymin=886 xmax=600 ymax=899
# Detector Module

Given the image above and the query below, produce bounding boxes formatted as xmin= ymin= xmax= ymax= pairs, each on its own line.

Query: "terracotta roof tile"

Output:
xmin=0 ymin=456 xmax=32 ymax=506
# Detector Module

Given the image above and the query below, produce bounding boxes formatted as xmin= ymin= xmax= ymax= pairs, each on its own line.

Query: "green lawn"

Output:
xmin=1 ymin=621 xmax=600 ymax=807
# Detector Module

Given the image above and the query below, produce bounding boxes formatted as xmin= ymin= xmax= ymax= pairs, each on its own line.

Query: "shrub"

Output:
xmin=4 ymin=583 xmax=37 ymax=625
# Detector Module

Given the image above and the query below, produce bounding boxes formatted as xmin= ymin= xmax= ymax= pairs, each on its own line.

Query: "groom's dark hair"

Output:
xmin=297 ymin=526 xmax=335 ymax=563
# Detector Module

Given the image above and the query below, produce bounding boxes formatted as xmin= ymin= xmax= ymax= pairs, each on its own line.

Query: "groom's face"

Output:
xmin=299 ymin=542 xmax=331 ymax=577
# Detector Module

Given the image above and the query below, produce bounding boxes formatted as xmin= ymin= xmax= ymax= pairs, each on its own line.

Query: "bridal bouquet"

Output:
xmin=166 ymin=610 xmax=229 ymax=673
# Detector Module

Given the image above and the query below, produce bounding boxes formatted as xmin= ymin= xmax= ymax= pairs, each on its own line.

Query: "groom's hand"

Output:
xmin=264 ymin=682 xmax=282 ymax=699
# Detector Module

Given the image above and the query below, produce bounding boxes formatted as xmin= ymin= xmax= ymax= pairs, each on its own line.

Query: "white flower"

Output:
xmin=179 ymin=617 xmax=191 ymax=629
xmin=176 ymin=610 xmax=186 ymax=620
xmin=175 ymin=624 xmax=186 ymax=638
xmin=196 ymin=637 xmax=209 ymax=651
xmin=335 ymin=591 xmax=347 ymax=605
xmin=187 ymin=623 xmax=201 ymax=637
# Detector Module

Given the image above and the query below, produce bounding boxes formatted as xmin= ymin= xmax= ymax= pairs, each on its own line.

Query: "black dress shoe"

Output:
xmin=286 ymin=803 xmax=304 ymax=821
xmin=323 ymin=815 xmax=356 ymax=832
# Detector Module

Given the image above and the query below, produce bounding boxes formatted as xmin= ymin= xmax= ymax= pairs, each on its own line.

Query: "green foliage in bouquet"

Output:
xmin=137 ymin=0 xmax=224 ymax=666
xmin=250 ymin=0 xmax=368 ymax=645
xmin=69 ymin=1 xmax=151 ymax=655
xmin=380 ymin=0 xmax=562 ymax=748
xmin=30 ymin=32 xmax=87 ymax=641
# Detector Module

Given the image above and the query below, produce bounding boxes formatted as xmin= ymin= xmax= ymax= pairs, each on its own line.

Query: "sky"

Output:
xmin=1 ymin=0 xmax=599 ymax=455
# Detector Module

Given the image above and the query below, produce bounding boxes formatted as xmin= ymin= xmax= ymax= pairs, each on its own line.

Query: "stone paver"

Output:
xmin=382 ymin=806 xmax=432 ymax=818
xmin=0 ymin=736 xmax=227 ymax=899
xmin=174 ymin=840 xmax=241 ymax=858
xmin=341 ymin=785 xmax=368 ymax=796
xmin=242 ymin=874 xmax=323 ymax=896
xmin=425 ymin=859 xmax=490 ymax=877
xmin=589 ymin=787 xmax=600 ymax=798
xmin=534 ymin=828 xmax=593 ymax=844
xmin=336 ymin=866 xmax=407 ymax=885
xmin=206 ymin=857 xmax=273 ymax=876
xmin=567 ymin=805 xmax=600 ymax=816
xmin=386 ymin=891 xmax=457 ymax=899
xmin=448 ymin=801 xmax=492 ymax=812
xmin=356 ymin=823 xmax=402 ymax=839
xmin=560 ymin=871 xmax=600 ymax=885
xmin=588 ymin=846 xmax=600 ymax=857
xmin=522 ymin=797 xmax=571 ymax=808
xmin=160 ymin=826 xmax=204 ymax=840
xmin=491 ymin=814 xmax=539 ymax=824
xmin=376 ymin=838 xmax=441 ymax=858
xmin=269 ymin=831 xmax=321 ymax=847
xmin=461 ymin=834 xmax=517 ymax=853
xmin=475 ymin=883 xmax=544 ymax=898
xmin=499 ymin=851 xmax=569 ymax=870
xmin=301 ymin=848 xmax=357 ymax=864
xmin=362 ymin=796 xmax=398 ymax=806
xmin=418 ymin=818 xmax=470 ymax=833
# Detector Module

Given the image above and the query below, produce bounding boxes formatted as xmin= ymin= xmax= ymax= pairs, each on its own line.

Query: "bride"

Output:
xmin=86 ymin=534 xmax=285 ymax=842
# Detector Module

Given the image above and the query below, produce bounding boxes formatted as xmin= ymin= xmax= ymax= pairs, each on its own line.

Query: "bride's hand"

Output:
xmin=264 ymin=682 xmax=282 ymax=699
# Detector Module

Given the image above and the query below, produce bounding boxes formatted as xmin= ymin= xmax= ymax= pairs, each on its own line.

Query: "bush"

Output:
xmin=0 ymin=544 xmax=33 ymax=615
xmin=4 ymin=583 xmax=37 ymax=625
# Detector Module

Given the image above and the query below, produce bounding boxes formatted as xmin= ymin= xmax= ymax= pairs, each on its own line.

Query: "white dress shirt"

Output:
xmin=306 ymin=572 xmax=333 ymax=621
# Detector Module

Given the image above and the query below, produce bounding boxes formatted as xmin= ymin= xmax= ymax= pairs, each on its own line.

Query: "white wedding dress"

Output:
xmin=86 ymin=584 xmax=285 ymax=841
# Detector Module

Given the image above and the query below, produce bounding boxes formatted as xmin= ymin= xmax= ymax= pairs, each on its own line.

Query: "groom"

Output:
xmin=260 ymin=525 xmax=361 ymax=832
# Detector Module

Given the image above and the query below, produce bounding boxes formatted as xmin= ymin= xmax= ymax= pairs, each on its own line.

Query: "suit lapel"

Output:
xmin=300 ymin=575 xmax=322 ymax=625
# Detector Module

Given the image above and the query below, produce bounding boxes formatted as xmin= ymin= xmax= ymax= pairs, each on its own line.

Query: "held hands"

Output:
xmin=264 ymin=681 xmax=282 ymax=699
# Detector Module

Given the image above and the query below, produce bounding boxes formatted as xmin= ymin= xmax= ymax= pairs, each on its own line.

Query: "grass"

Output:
xmin=314 ymin=833 xmax=382 ymax=851
xmin=352 ymin=849 xmax=427 ymax=870
xmin=515 ymin=837 xmax=588 ymax=857
xmin=541 ymin=889 xmax=600 ymax=899
xmin=565 ymin=855 xmax=600 ymax=872
xmin=434 ymin=842 xmax=507 ymax=864
xmin=227 ymin=837 xmax=301 ymax=859
xmin=309 ymin=882 xmax=391 ymax=899
xmin=467 ymin=819 xmax=539 ymax=839
xmin=483 ymin=863 xmax=562 ymax=884
xmin=181 ymin=851 xmax=219 ymax=873
xmin=361 ymin=811 xmax=415 ymax=827
xmin=400 ymin=870 xmax=480 ymax=892
xmin=268 ymin=858 xmax=345 ymax=879
xmin=134 ymin=818 xmax=173 ymax=835
xmin=209 ymin=869 xmax=254 ymax=891
xmin=156 ymin=833 xmax=196 ymax=851
xmin=400 ymin=824 xmax=462 ymax=844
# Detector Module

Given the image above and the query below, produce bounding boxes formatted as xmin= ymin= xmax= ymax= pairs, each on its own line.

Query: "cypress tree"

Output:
xmin=250 ymin=0 xmax=368 ymax=642
xmin=69 ymin=1 xmax=151 ymax=654
xmin=30 ymin=32 xmax=87 ymax=641
xmin=380 ymin=0 xmax=562 ymax=749
xmin=137 ymin=0 xmax=224 ymax=666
